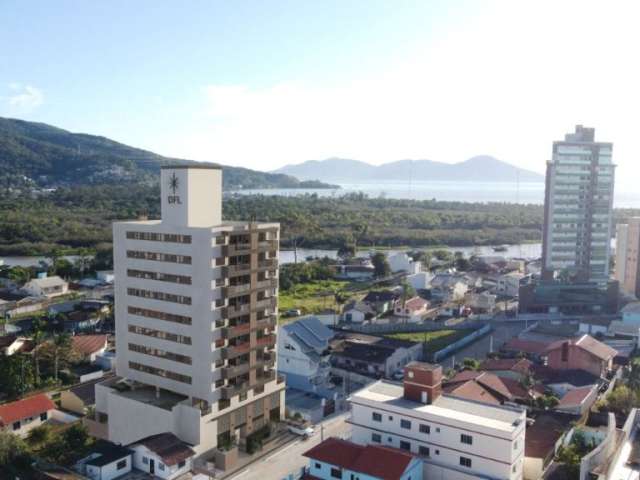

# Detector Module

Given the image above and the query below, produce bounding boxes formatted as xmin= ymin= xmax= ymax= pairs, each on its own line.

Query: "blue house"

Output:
xmin=302 ymin=437 xmax=422 ymax=480
xmin=278 ymin=316 xmax=335 ymax=395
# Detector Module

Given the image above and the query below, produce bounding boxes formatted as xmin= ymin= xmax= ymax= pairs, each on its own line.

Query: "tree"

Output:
xmin=462 ymin=358 xmax=480 ymax=370
xmin=32 ymin=329 xmax=46 ymax=386
xmin=0 ymin=430 xmax=27 ymax=466
xmin=61 ymin=423 xmax=89 ymax=453
xmin=40 ymin=333 xmax=75 ymax=382
xmin=432 ymin=249 xmax=453 ymax=264
xmin=371 ymin=252 xmax=391 ymax=278
xmin=27 ymin=423 xmax=52 ymax=448
xmin=0 ymin=354 xmax=35 ymax=397
xmin=604 ymin=385 xmax=637 ymax=417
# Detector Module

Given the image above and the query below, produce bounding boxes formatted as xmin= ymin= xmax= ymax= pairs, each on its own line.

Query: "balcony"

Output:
xmin=257 ymin=259 xmax=278 ymax=271
xmin=254 ymin=370 xmax=276 ymax=386
xmin=256 ymin=278 xmax=278 ymax=290
xmin=226 ymin=303 xmax=251 ymax=319
xmin=222 ymin=341 xmax=251 ymax=359
xmin=255 ymin=297 xmax=277 ymax=311
xmin=228 ymin=243 xmax=252 ymax=256
xmin=225 ymin=283 xmax=252 ymax=297
xmin=257 ymin=240 xmax=278 ymax=252
xmin=222 ymin=322 xmax=251 ymax=339
xmin=220 ymin=381 xmax=250 ymax=399
xmin=227 ymin=264 xmax=251 ymax=277
xmin=221 ymin=362 xmax=250 ymax=379
xmin=256 ymin=334 xmax=276 ymax=349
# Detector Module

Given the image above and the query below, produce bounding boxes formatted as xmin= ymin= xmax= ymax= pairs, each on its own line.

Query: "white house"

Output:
xmin=342 ymin=301 xmax=375 ymax=323
xmin=430 ymin=274 xmax=468 ymax=302
xmin=497 ymin=272 xmax=526 ymax=297
xmin=0 ymin=394 xmax=56 ymax=437
xmin=348 ymin=362 xmax=526 ymax=480
xmin=76 ymin=444 xmax=133 ymax=480
xmin=22 ymin=275 xmax=68 ymax=298
xmin=406 ymin=272 xmax=434 ymax=291
xmin=130 ymin=433 xmax=195 ymax=479
xmin=387 ymin=252 xmax=421 ymax=274
xmin=465 ymin=291 xmax=497 ymax=313
xmin=278 ymin=316 xmax=335 ymax=394
xmin=394 ymin=297 xmax=429 ymax=322
xmin=96 ymin=270 xmax=115 ymax=284
xmin=622 ymin=302 xmax=640 ymax=326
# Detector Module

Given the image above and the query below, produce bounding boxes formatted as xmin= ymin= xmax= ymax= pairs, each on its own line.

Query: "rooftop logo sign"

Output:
xmin=167 ymin=172 xmax=182 ymax=204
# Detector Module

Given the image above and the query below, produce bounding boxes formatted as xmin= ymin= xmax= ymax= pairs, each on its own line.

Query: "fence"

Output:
xmin=430 ymin=323 xmax=492 ymax=362
xmin=335 ymin=318 xmax=487 ymax=335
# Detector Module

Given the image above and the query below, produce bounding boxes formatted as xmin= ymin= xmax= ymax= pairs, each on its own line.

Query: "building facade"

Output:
xmin=615 ymin=218 xmax=640 ymax=297
xmin=348 ymin=362 xmax=526 ymax=480
xmin=542 ymin=125 xmax=615 ymax=284
xmin=95 ymin=166 xmax=285 ymax=455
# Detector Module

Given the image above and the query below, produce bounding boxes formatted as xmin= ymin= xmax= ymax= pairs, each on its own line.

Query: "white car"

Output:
xmin=288 ymin=424 xmax=315 ymax=438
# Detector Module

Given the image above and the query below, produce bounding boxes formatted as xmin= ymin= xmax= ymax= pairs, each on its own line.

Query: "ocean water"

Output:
xmin=230 ymin=180 xmax=640 ymax=208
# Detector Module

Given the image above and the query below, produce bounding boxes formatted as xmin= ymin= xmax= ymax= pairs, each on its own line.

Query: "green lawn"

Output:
xmin=279 ymin=280 xmax=348 ymax=320
xmin=386 ymin=329 xmax=474 ymax=354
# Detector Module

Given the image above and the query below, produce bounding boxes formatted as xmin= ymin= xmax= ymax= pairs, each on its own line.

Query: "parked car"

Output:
xmin=283 ymin=309 xmax=302 ymax=317
xmin=288 ymin=424 xmax=315 ymax=439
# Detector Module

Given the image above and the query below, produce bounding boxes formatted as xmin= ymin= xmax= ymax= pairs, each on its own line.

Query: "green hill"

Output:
xmin=0 ymin=117 xmax=336 ymax=190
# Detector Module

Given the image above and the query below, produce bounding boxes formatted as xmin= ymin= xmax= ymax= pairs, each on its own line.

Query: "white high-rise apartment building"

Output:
xmin=348 ymin=363 xmax=526 ymax=480
xmin=94 ymin=165 xmax=285 ymax=455
xmin=615 ymin=218 xmax=640 ymax=297
xmin=542 ymin=125 xmax=615 ymax=284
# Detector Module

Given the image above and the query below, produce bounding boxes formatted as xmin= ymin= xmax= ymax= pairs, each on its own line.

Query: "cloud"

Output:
xmin=157 ymin=0 xmax=640 ymax=190
xmin=6 ymin=83 xmax=44 ymax=111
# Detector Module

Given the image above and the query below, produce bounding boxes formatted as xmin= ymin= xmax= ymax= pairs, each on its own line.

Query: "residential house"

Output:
xmin=533 ymin=367 xmax=600 ymax=398
xmin=578 ymin=318 xmax=612 ymax=337
xmin=348 ymin=362 xmax=527 ymax=480
xmin=406 ymin=272 xmax=434 ymax=291
xmin=429 ymin=273 xmax=468 ymax=302
xmin=58 ymin=309 xmax=101 ymax=333
xmin=75 ymin=443 xmax=133 ymax=480
xmin=0 ymin=334 xmax=33 ymax=356
xmin=330 ymin=333 xmax=422 ymax=379
xmin=342 ymin=301 xmax=375 ymax=323
xmin=546 ymin=334 xmax=617 ymax=378
xmin=464 ymin=291 xmax=496 ymax=313
xmin=444 ymin=370 xmax=540 ymax=406
xmin=278 ymin=316 xmax=335 ymax=394
xmin=22 ymin=275 xmax=68 ymax=298
xmin=479 ymin=358 xmax=534 ymax=381
xmin=96 ymin=270 xmax=115 ymax=284
xmin=61 ymin=375 xmax=114 ymax=415
xmin=501 ymin=338 xmax=550 ymax=361
xmin=362 ymin=290 xmax=399 ymax=314
xmin=387 ymin=252 xmax=421 ymax=274
xmin=302 ymin=437 xmax=422 ymax=480
xmin=394 ymin=296 xmax=429 ymax=322
xmin=130 ymin=432 xmax=195 ymax=479
xmin=335 ymin=264 xmax=375 ymax=281
xmin=72 ymin=334 xmax=108 ymax=363
xmin=621 ymin=302 xmax=640 ymax=326
xmin=0 ymin=393 xmax=56 ymax=437
xmin=555 ymin=385 xmax=598 ymax=416
xmin=497 ymin=272 xmax=527 ymax=297
xmin=524 ymin=413 xmax=574 ymax=480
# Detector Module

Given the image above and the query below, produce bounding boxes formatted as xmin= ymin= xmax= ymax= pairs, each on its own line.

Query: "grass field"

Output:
xmin=279 ymin=280 xmax=348 ymax=319
xmin=386 ymin=329 xmax=474 ymax=354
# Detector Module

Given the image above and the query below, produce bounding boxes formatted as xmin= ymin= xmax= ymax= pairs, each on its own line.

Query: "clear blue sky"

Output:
xmin=1 ymin=1 xmax=639 ymax=185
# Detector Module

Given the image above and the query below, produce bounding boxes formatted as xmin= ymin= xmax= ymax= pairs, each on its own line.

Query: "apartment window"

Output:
xmin=40 ymin=412 xmax=47 ymax=421
xmin=461 ymin=434 xmax=473 ymax=445
xmin=129 ymin=343 xmax=192 ymax=365
xmin=399 ymin=441 xmax=411 ymax=451
xmin=331 ymin=468 xmax=341 ymax=478
xmin=460 ymin=457 xmax=472 ymax=468
xmin=117 ymin=460 xmax=127 ymax=470
xmin=126 ymin=250 xmax=192 ymax=264
xmin=419 ymin=424 xmax=430 ymax=434
xmin=400 ymin=419 xmax=412 ymax=430
xmin=128 ymin=325 xmax=191 ymax=345
xmin=127 ymin=287 xmax=191 ymax=305
xmin=12 ymin=421 xmax=20 ymax=431
xmin=159 ymin=463 xmax=165 ymax=471
xmin=178 ymin=460 xmax=186 ymax=468
xmin=419 ymin=446 xmax=430 ymax=457
xmin=126 ymin=231 xmax=191 ymax=243
xmin=127 ymin=269 xmax=192 ymax=285
xmin=371 ymin=433 xmax=381 ymax=443
xmin=129 ymin=361 xmax=191 ymax=384
xmin=372 ymin=412 xmax=382 ymax=422
xmin=142 ymin=457 xmax=148 ymax=464
xmin=315 ymin=462 xmax=321 ymax=470
xmin=128 ymin=306 xmax=191 ymax=325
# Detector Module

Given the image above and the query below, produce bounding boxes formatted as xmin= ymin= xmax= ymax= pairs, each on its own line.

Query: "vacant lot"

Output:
xmin=386 ymin=329 xmax=474 ymax=354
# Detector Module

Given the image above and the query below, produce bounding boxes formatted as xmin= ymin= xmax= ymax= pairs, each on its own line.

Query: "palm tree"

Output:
xmin=32 ymin=329 xmax=46 ymax=386
xmin=52 ymin=333 xmax=73 ymax=382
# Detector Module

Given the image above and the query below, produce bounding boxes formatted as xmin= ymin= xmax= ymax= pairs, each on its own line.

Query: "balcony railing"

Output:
xmin=220 ymin=381 xmax=249 ymax=399
xmin=254 ymin=370 xmax=276 ymax=386
xmin=256 ymin=334 xmax=276 ymax=348
xmin=255 ymin=297 xmax=277 ymax=311
xmin=221 ymin=363 xmax=250 ymax=379
xmin=257 ymin=240 xmax=278 ymax=251
xmin=256 ymin=278 xmax=278 ymax=290
xmin=222 ymin=341 xmax=251 ymax=359
xmin=257 ymin=259 xmax=278 ymax=270
xmin=226 ymin=303 xmax=251 ymax=319
xmin=222 ymin=322 xmax=251 ymax=339
xmin=228 ymin=243 xmax=252 ymax=256
xmin=225 ymin=283 xmax=252 ymax=297
xmin=227 ymin=264 xmax=251 ymax=276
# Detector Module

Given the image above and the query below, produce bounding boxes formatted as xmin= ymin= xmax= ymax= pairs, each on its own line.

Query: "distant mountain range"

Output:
xmin=0 ymin=117 xmax=335 ymax=190
xmin=274 ymin=156 xmax=544 ymax=183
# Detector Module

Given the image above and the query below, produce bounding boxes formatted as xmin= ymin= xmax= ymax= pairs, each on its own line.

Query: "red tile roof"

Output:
xmin=403 ymin=297 xmax=428 ymax=311
xmin=303 ymin=438 xmax=415 ymax=480
xmin=443 ymin=378 xmax=502 ymax=405
xmin=557 ymin=386 xmax=595 ymax=407
xmin=481 ymin=358 xmax=533 ymax=375
xmin=502 ymin=338 xmax=549 ymax=355
xmin=135 ymin=432 xmax=195 ymax=466
xmin=0 ymin=393 xmax=56 ymax=426
xmin=72 ymin=335 xmax=107 ymax=356
xmin=546 ymin=335 xmax=617 ymax=361
xmin=444 ymin=370 xmax=540 ymax=404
